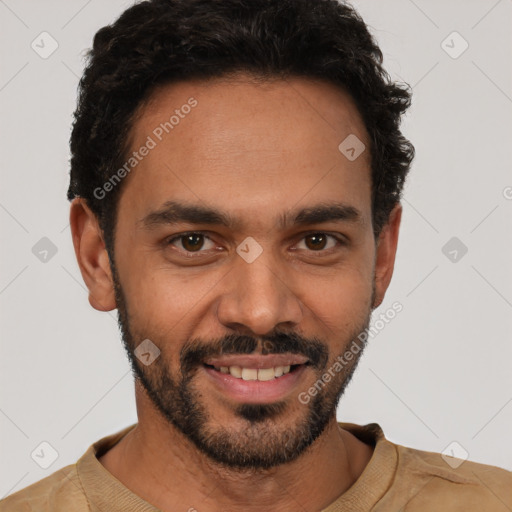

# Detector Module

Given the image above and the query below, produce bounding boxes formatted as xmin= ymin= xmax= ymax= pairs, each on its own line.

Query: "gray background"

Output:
xmin=1 ymin=0 xmax=511 ymax=499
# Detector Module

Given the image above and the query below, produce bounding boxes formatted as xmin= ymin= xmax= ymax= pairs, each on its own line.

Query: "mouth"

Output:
xmin=202 ymin=354 xmax=310 ymax=403
xmin=204 ymin=363 xmax=303 ymax=381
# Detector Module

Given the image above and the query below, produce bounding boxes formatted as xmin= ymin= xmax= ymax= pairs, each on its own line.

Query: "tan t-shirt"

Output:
xmin=1 ymin=422 xmax=511 ymax=511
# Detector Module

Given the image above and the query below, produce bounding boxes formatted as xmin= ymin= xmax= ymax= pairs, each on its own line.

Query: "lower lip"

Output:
xmin=203 ymin=364 xmax=308 ymax=404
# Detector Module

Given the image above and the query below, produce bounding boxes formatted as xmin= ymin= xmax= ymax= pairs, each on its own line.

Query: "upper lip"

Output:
xmin=204 ymin=354 xmax=309 ymax=369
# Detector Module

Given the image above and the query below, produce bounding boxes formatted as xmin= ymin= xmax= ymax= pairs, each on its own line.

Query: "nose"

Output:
xmin=216 ymin=251 xmax=303 ymax=336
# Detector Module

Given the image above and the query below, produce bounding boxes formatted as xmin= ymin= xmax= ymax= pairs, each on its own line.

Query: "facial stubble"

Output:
xmin=111 ymin=264 xmax=373 ymax=470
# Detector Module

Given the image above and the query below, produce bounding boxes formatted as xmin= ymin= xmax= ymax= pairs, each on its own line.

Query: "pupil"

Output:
xmin=183 ymin=234 xmax=203 ymax=251
xmin=307 ymin=233 xmax=326 ymax=250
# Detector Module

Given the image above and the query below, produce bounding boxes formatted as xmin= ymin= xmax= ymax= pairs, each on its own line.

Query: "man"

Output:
xmin=2 ymin=0 xmax=510 ymax=510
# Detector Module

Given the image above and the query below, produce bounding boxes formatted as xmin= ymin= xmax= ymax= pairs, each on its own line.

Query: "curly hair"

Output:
xmin=67 ymin=0 xmax=414 ymax=253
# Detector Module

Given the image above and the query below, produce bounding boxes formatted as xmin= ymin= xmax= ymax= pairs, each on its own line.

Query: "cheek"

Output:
xmin=301 ymin=258 xmax=374 ymax=351
xmin=118 ymin=262 xmax=224 ymax=340
xmin=309 ymin=271 xmax=372 ymax=320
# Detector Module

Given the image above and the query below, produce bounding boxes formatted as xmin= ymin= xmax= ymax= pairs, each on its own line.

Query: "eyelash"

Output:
xmin=165 ymin=231 xmax=346 ymax=257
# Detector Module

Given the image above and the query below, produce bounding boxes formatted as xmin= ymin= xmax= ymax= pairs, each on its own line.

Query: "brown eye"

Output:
xmin=304 ymin=233 xmax=328 ymax=251
xmin=181 ymin=233 xmax=204 ymax=252
xmin=296 ymin=233 xmax=343 ymax=253
xmin=168 ymin=232 xmax=215 ymax=253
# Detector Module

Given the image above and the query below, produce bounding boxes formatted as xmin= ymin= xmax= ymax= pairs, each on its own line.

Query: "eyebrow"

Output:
xmin=140 ymin=200 xmax=362 ymax=230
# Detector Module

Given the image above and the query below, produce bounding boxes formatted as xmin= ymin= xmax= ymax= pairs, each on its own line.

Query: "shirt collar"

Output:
xmin=76 ymin=421 xmax=397 ymax=512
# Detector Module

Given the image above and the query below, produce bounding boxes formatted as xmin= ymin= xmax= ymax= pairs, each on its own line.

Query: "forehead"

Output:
xmin=119 ymin=73 xmax=372 ymax=228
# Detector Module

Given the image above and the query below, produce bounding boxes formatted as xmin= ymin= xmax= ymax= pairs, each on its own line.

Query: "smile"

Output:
xmin=202 ymin=354 xmax=309 ymax=403
xmin=208 ymin=364 xmax=294 ymax=381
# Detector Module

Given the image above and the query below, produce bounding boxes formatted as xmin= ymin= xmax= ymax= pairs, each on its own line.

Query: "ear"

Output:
xmin=69 ymin=198 xmax=116 ymax=312
xmin=372 ymin=203 xmax=402 ymax=309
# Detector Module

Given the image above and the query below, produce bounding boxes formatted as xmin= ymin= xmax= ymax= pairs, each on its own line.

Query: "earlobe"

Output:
xmin=372 ymin=203 xmax=402 ymax=309
xmin=69 ymin=198 xmax=117 ymax=312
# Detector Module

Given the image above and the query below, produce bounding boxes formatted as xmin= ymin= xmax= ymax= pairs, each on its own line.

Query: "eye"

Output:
xmin=295 ymin=233 xmax=344 ymax=252
xmin=165 ymin=231 xmax=345 ymax=258
xmin=167 ymin=232 xmax=217 ymax=254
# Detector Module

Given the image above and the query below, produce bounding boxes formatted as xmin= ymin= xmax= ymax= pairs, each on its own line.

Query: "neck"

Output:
xmin=99 ymin=385 xmax=374 ymax=512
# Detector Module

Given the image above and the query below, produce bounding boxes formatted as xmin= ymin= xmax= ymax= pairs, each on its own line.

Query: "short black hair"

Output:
xmin=67 ymin=0 xmax=414 ymax=254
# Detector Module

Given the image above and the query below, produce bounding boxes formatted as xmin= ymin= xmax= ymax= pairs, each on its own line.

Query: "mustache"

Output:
xmin=180 ymin=331 xmax=329 ymax=374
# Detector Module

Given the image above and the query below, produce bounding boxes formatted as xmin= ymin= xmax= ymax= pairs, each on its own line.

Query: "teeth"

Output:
xmin=213 ymin=365 xmax=294 ymax=380
xmin=241 ymin=368 xmax=258 ymax=381
xmin=257 ymin=368 xmax=275 ymax=381
xmin=229 ymin=365 xmax=242 ymax=378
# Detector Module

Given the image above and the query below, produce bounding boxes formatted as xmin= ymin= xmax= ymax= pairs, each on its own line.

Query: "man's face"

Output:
xmin=107 ymin=74 xmax=383 ymax=469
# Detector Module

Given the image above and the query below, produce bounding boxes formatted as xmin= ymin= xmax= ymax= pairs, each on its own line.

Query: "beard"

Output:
xmin=112 ymin=265 xmax=373 ymax=471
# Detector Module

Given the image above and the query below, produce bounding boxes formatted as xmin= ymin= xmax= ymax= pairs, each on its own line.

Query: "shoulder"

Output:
xmin=0 ymin=424 xmax=137 ymax=512
xmin=0 ymin=463 xmax=90 ymax=512
xmin=340 ymin=422 xmax=512 ymax=510
xmin=391 ymin=443 xmax=512 ymax=510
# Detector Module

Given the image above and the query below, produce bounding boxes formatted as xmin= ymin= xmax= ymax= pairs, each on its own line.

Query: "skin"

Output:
xmin=70 ymin=73 xmax=402 ymax=512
